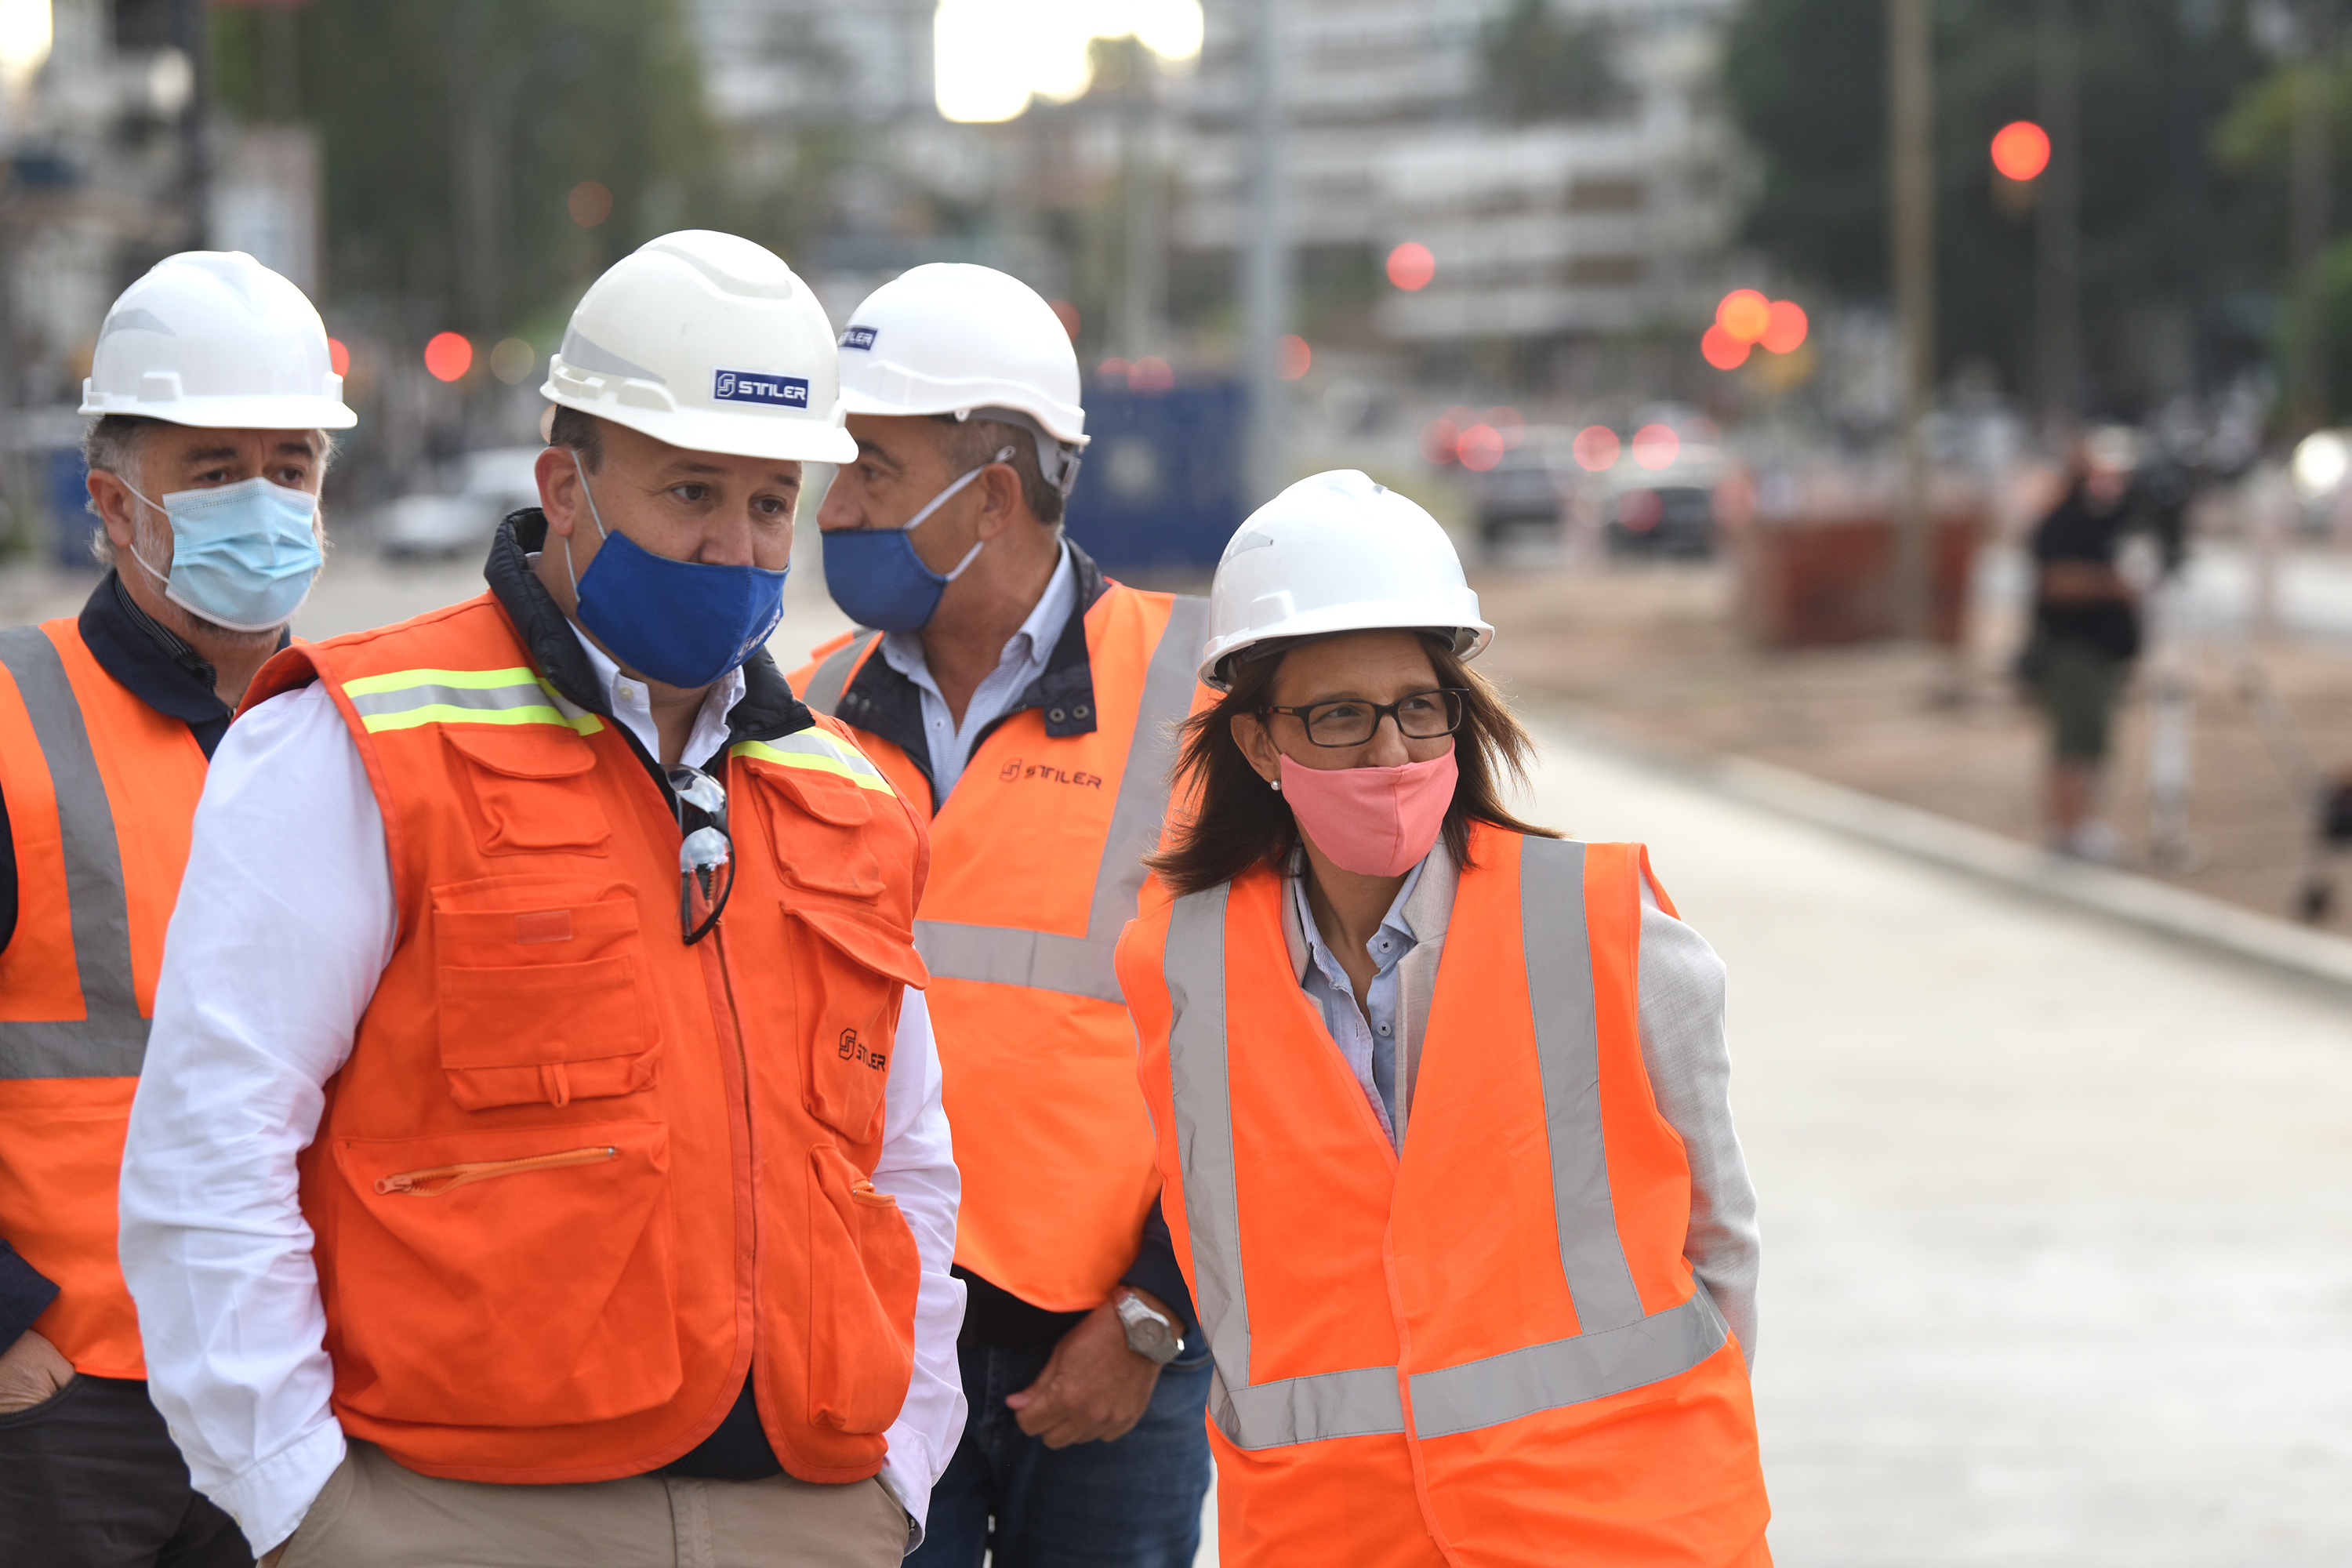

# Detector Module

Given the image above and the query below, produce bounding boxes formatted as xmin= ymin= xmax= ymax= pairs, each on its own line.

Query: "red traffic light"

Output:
xmin=423 ymin=332 xmax=474 ymax=383
xmin=1991 ymin=121 xmax=2050 ymax=182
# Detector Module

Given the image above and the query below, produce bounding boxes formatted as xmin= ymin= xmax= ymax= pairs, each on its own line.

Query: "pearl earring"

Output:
xmin=1270 ymin=777 xmax=1280 ymax=793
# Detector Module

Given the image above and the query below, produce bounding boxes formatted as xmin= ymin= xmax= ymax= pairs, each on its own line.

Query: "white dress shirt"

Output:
xmin=880 ymin=541 xmax=1076 ymax=798
xmin=118 ymin=631 xmax=967 ymax=1555
xmin=1281 ymin=844 xmax=1762 ymax=1363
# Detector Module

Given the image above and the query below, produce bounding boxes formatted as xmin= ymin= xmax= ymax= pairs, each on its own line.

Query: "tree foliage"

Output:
xmin=1724 ymin=0 xmax=2271 ymax=414
xmin=211 ymin=0 xmax=728 ymax=339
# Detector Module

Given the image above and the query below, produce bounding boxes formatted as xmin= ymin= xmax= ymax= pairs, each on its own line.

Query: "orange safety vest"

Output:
xmin=790 ymin=580 xmax=1208 ymax=1310
xmin=246 ymin=593 xmax=932 ymax=1484
xmin=0 ymin=619 xmax=209 ymax=1379
xmin=1116 ymin=826 xmax=1772 ymax=1567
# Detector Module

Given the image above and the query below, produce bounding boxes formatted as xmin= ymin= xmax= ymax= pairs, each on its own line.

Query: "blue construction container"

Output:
xmin=1062 ymin=380 xmax=1244 ymax=572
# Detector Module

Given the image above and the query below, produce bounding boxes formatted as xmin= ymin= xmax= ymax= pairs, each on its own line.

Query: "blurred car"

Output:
xmin=1603 ymin=485 xmax=1719 ymax=559
xmin=1472 ymin=429 xmax=1576 ymax=546
xmin=1597 ymin=413 xmax=1728 ymax=560
xmin=376 ymin=446 xmax=544 ymax=558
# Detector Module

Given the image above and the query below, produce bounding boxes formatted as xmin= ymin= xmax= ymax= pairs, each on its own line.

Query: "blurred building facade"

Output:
xmin=1175 ymin=0 xmax=1746 ymax=358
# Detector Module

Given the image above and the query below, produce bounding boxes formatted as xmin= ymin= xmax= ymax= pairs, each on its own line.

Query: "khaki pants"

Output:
xmin=276 ymin=1439 xmax=911 ymax=1567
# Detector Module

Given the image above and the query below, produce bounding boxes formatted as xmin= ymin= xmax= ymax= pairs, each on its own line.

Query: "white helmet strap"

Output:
xmin=956 ymin=405 xmax=1084 ymax=499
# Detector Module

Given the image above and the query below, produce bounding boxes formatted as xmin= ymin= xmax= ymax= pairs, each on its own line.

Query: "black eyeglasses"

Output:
xmin=1261 ymin=688 xmax=1469 ymax=749
xmin=670 ymin=764 xmax=734 ymax=945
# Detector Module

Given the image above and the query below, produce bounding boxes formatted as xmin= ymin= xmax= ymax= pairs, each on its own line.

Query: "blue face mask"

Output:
xmin=561 ymin=452 xmax=789 ymax=690
xmin=125 ymin=475 xmax=323 ymax=633
xmin=822 ymin=446 xmax=1014 ymax=633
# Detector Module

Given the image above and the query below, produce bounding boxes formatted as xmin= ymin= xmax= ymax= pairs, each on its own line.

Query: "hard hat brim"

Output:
xmin=543 ymin=381 xmax=858 ymax=465
xmin=1198 ymin=604 xmax=1494 ymax=689
xmin=77 ymin=392 xmax=358 ymax=430
xmin=839 ymin=386 xmax=1087 ymax=447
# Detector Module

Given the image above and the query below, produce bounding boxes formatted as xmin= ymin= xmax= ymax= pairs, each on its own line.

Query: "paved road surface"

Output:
xmin=1504 ymin=717 xmax=2352 ymax=1566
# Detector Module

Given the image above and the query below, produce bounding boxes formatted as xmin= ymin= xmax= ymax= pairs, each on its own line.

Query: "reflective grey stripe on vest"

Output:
xmin=0 ymin=627 xmax=148 ymax=1080
xmin=1162 ymin=838 xmax=1727 ymax=1451
xmin=799 ymin=632 xmax=878 ymax=719
xmin=911 ymin=595 xmax=1210 ymax=1005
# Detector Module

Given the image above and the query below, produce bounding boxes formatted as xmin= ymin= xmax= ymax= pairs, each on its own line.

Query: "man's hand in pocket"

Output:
xmin=0 ymin=1329 xmax=74 ymax=1415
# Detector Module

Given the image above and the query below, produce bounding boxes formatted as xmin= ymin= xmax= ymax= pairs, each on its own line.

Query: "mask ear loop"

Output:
xmin=906 ymin=445 xmax=1018 ymax=583
xmin=562 ymin=448 xmax=612 ymax=599
xmin=113 ymin=476 xmax=180 ymax=593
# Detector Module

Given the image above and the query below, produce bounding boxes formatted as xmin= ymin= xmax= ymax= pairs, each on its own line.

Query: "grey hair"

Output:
xmin=932 ymin=414 xmax=1070 ymax=528
xmin=80 ymin=416 xmax=336 ymax=567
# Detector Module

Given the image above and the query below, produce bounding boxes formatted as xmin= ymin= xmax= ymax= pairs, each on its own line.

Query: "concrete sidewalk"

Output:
xmin=1522 ymin=717 xmax=2352 ymax=1566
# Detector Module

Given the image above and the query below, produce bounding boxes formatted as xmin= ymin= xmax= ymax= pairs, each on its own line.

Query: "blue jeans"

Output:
xmin=910 ymin=1341 xmax=1212 ymax=1568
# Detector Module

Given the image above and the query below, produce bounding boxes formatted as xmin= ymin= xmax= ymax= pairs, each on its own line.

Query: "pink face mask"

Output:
xmin=1278 ymin=745 xmax=1457 ymax=877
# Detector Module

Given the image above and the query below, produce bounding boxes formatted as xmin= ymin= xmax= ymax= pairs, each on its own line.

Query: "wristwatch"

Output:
xmin=1112 ymin=1289 xmax=1182 ymax=1365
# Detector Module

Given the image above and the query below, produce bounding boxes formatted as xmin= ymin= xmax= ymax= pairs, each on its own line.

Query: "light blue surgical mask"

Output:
xmin=125 ymin=475 xmax=324 ymax=633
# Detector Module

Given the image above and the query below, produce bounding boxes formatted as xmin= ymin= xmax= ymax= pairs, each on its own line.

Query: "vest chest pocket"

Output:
xmin=444 ymin=726 xmax=611 ymax=856
xmin=432 ymin=880 xmax=661 ymax=1110
xmin=743 ymin=757 xmax=885 ymax=900
xmin=779 ymin=903 xmax=930 ymax=1144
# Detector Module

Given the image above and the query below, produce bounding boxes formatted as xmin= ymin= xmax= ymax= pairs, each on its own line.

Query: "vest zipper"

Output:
xmin=372 ymin=1145 xmax=618 ymax=1197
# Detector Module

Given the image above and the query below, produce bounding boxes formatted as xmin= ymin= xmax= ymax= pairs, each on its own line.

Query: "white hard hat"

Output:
xmin=543 ymin=230 xmax=855 ymax=464
xmin=836 ymin=263 xmax=1087 ymax=493
xmin=1200 ymin=470 xmax=1492 ymax=690
xmin=80 ymin=251 xmax=356 ymax=429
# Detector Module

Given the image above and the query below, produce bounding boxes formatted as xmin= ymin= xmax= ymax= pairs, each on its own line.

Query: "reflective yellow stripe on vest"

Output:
xmin=342 ymin=667 xmax=604 ymax=735
xmin=1161 ymin=837 xmax=1729 ymax=1451
xmin=0 ymin=627 xmax=146 ymax=1080
xmin=731 ymin=731 xmax=895 ymax=796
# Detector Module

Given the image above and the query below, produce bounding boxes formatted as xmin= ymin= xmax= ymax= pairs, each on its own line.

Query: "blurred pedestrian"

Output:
xmin=1115 ymin=471 xmax=1770 ymax=1566
xmin=2020 ymin=427 xmax=2183 ymax=859
xmin=116 ymin=233 xmax=962 ymax=1568
xmin=792 ymin=263 xmax=1214 ymax=1568
xmin=0 ymin=250 xmax=350 ymax=1568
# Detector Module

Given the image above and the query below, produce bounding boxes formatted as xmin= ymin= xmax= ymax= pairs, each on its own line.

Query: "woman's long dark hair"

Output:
xmin=1147 ymin=632 xmax=1561 ymax=898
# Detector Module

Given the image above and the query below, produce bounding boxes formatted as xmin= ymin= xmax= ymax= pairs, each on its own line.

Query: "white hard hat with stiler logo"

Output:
xmin=1199 ymin=470 xmax=1493 ymax=690
xmin=542 ymin=230 xmax=856 ymax=463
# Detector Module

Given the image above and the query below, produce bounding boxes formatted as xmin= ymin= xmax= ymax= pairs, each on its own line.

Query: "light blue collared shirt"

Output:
xmin=1292 ymin=859 xmax=1425 ymax=1144
xmin=879 ymin=541 xmax=1076 ymax=799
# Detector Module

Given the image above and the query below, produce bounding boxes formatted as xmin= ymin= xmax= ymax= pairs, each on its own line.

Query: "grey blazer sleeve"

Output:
xmin=1635 ymin=895 xmax=1761 ymax=1367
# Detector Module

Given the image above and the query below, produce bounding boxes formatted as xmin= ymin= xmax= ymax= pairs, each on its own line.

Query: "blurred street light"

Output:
xmin=1990 ymin=119 xmax=2051 ymax=181
xmin=424 ymin=332 xmax=474 ymax=383
xmin=1276 ymin=334 xmax=1311 ymax=380
xmin=2291 ymin=429 xmax=2350 ymax=497
xmin=567 ymin=181 xmax=613 ymax=229
xmin=1632 ymin=424 xmax=1680 ymax=471
xmin=488 ymin=338 xmax=537 ymax=385
xmin=1701 ymin=326 xmax=1750 ymax=371
xmin=1386 ymin=241 xmax=1436 ymax=292
xmin=1761 ymin=299 xmax=1809 ymax=354
xmin=934 ymin=0 xmax=1203 ymax=124
xmin=0 ymin=0 xmax=52 ymax=84
xmin=1715 ymin=289 xmax=1772 ymax=343
xmin=328 ymin=338 xmax=350 ymax=377
xmin=1572 ymin=426 xmax=1621 ymax=471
